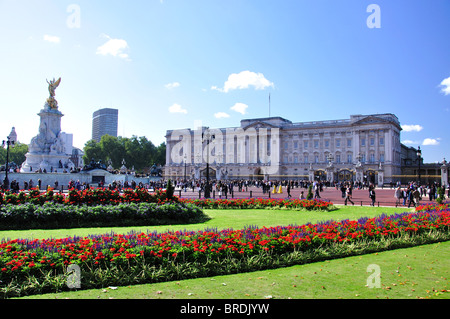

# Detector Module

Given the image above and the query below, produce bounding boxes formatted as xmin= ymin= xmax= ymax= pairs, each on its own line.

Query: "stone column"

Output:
xmin=326 ymin=166 xmax=334 ymax=184
xmin=377 ymin=163 xmax=384 ymax=187
xmin=355 ymin=164 xmax=364 ymax=183
xmin=441 ymin=159 xmax=448 ymax=187
xmin=309 ymin=164 xmax=315 ymax=182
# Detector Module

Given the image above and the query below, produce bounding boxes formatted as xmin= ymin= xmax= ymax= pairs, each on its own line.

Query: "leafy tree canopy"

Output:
xmin=83 ymin=135 xmax=165 ymax=173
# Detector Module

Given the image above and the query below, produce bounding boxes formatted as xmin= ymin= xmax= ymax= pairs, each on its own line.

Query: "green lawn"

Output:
xmin=3 ymin=205 xmax=448 ymax=300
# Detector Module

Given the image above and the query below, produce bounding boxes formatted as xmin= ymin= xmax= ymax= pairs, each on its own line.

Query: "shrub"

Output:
xmin=0 ymin=202 xmax=209 ymax=230
xmin=306 ymin=185 xmax=313 ymax=200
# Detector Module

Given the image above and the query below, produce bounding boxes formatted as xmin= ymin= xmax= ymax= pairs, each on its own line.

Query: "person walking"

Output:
xmin=412 ymin=187 xmax=421 ymax=207
xmin=369 ymin=185 xmax=376 ymax=206
xmin=394 ymin=186 xmax=402 ymax=206
xmin=344 ymin=185 xmax=354 ymax=206
xmin=314 ymin=182 xmax=321 ymax=199
xmin=407 ymin=187 xmax=415 ymax=208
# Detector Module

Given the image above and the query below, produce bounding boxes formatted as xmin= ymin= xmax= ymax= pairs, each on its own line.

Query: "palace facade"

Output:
xmin=165 ymin=113 xmax=408 ymax=186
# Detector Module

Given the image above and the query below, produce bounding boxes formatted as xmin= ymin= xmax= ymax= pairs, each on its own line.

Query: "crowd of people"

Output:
xmin=1 ymin=174 xmax=448 ymax=209
xmin=393 ymin=181 xmax=446 ymax=207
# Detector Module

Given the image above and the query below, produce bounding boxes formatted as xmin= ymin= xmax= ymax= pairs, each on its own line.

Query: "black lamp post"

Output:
xmin=183 ymin=154 xmax=187 ymax=186
xmin=417 ymin=146 xmax=422 ymax=185
xmin=2 ymin=136 xmax=15 ymax=190
xmin=202 ymin=128 xmax=215 ymax=198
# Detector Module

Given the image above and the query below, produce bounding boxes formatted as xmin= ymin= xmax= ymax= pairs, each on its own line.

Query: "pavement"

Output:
xmin=174 ymin=185 xmax=439 ymax=208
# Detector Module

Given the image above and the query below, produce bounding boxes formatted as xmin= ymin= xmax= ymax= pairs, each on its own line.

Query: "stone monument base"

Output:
xmin=21 ymin=153 xmax=74 ymax=173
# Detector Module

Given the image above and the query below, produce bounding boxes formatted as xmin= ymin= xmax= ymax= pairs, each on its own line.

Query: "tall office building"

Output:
xmin=92 ymin=108 xmax=118 ymax=142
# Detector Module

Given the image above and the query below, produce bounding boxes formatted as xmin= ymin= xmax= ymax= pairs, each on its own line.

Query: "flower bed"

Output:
xmin=0 ymin=188 xmax=333 ymax=211
xmin=415 ymin=201 xmax=449 ymax=212
xmin=178 ymin=198 xmax=334 ymax=211
xmin=0 ymin=187 xmax=172 ymax=206
xmin=0 ymin=204 xmax=449 ymax=298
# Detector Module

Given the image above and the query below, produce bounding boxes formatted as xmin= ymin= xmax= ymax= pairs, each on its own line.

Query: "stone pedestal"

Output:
xmin=377 ymin=163 xmax=384 ymax=187
xmin=441 ymin=159 xmax=448 ymax=187
xmin=326 ymin=164 xmax=334 ymax=184
xmin=21 ymin=103 xmax=74 ymax=172
xmin=308 ymin=164 xmax=315 ymax=182
xmin=355 ymin=165 xmax=364 ymax=183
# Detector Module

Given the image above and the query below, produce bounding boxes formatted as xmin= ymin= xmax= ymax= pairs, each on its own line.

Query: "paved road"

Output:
xmin=174 ymin=185 xmax=439 ymax=208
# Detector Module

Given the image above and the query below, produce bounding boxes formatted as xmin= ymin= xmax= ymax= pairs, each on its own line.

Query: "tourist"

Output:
xmin=313 ymin=182 xmax=321 ymax=199
xmin=407 ymin=187 xmax=415 ymax=208
xmin=299 ymin=191 xmax=305 ymax=199
xmin=344 ymin=185 xmax=354 ymax=206
xmin=402 ymin=188 xmax=408 ymax=206
xmin=369 ymin=185 xmax=376 ymax=206
xmin=413 ymin=188 xmax=421 ymax=207
xmin=394 ymin=186 xmax=402 ymax=206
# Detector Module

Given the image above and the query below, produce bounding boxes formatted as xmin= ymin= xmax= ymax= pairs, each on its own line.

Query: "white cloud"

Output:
xmin=212 ymin=71 xmax=274 ymax=93
xmin=422 ymin=138 xmax=441 ymax=146
xmin=96 ymin=35 xmax=130 ymax=60
xmin=230 ymin=103 xmax=249 ymax=115
xmin=401 ymin=140 xmax=420 ymax=145
xmin=402 ymin=124 xmax=423 ymax=132
xmin=168 ymin=103 xmax=187 ymax=114
xmin=440 ymin=77 xmax=450 ymax=95
xmin=214 ymin=112 xmax=230 ymax=119
xmin=43 ymin=35 xmax=60 ymax=43
xmin=165 ymin=82 xmax=180 ymax=89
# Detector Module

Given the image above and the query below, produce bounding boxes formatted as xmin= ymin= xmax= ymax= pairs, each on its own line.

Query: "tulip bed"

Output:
xmin=0 ymin=187 xmax=171 ymax=206
xmin=0 ymin=187 xmax=334 ymax=211
xmin=178 ymin=197 xmax=334 ymax=210
xmin=0 ymin=202 xmax=449 ymax=298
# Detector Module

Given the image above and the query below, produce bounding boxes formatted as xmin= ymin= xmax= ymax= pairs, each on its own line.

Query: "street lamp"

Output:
xmin=326 ymin=153 xmax=334 ymax=166
xmin=1 ymin=136 xmax=15 ymax=190
xmin=183 ymin=154 xmax=187 ymax=184
xmin=202 ymin=128 xmax=215 ymax=198
xmin=417 ymin=146 xmax=422 ymax=185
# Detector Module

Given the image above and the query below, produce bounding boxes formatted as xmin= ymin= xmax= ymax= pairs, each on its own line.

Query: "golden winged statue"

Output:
xmin=47 ymin=77 xmax=61 ymax=98
xmin=46 ymin=77 xmax=61 ymax=110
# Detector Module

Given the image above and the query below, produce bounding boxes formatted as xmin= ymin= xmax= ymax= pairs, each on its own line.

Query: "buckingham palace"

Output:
xmin=164 ymin=113 xmax=406 ymax=186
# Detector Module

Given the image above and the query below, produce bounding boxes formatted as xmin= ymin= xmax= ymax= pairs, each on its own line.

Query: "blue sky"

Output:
xmin=0 ymin=0 xmax=449 ymax=163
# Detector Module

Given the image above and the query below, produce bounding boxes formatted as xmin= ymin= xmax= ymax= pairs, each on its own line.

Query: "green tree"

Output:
xmin=82 ymin=139 xmax=105 ymax=166
xmin=82 ymin=135 xmax=166 ymax=173
xmin=0 ymin=142 xmax=28 ymax=166
xmin=154 ymin=142 xmax=166 ymax=166
xmin=100 ymin=135 xmax=125 ymax=168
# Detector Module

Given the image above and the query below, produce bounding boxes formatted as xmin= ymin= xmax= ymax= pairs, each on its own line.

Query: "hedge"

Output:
xmin=0 ymin=202 xmax=210 ymax=230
